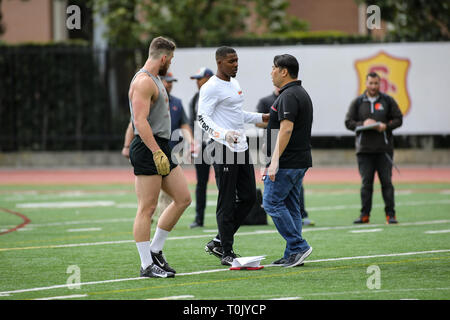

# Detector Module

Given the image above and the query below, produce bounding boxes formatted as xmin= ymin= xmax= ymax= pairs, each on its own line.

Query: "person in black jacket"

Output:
xmin=345 ymin=72 xmax=403 ymax=224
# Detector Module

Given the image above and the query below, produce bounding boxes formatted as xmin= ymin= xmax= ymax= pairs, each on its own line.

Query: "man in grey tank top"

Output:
xmin=128 ymin=36 xmax=192 ymax=278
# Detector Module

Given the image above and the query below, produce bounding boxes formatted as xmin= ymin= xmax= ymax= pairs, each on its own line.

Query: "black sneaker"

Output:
xmin=151 ymin=251 xmax=176 ymax=274
xmin=283 ymin=247 xmax=313 ymax=268
xmin=272 ymin=257 xmax=288 ymax=265
xmin=386 ymin=216 xmax=398 ymax=224
xmin=205 ymin=240 xmax=223 ymax=259
xmin=272 ymin=257 xmax=304 ymax=266
xmin=190 ymin=221 xmax=204 ymax=229
xmin=221 ymin=251 xmax=238 ymax=266
xmin=353 ymin=215 xmax=370 ymax=224
xmin=140 ymin=263 xmax=174 ymax=278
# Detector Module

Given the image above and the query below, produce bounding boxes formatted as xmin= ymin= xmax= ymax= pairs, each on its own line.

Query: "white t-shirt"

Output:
xmin=197 ymin=75 xmax=262 ymax=152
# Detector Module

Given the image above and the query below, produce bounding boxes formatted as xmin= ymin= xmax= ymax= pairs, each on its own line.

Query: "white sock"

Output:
xmin=136 ymin=241 xmax=153 ymax=270
xmin=150 ymin=227 xmax=170 ymax=253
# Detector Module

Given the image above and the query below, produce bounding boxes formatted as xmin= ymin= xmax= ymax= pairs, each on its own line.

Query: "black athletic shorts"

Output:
xmin=129 ymin=135 xmax=177 ymax=176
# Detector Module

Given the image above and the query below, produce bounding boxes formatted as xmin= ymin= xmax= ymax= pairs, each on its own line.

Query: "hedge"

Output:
xmin=0 ymin=43 xmax=137 ymax=151
xmin=0 ymin=33 xmax=374 ymax=151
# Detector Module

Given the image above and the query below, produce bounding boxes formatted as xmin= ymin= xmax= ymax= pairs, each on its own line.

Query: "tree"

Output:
xmin=357 ymin=0 xmax=450 ymax=41
xmin=91 ymin=0 xmax=307 ymax=47
xmin=252 ymin=0 xmax=308 ymax=33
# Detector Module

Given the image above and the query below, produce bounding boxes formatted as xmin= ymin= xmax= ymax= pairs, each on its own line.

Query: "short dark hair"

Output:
xmin=149 ymin=36 xmax=176 ymax=58
xmin=366 ymin=72 xmax=380 ymax=79
xmin=273 ymin=54 xmax=299 ymax=79
xmin=215 ymin=46 xmax=236 ymax=60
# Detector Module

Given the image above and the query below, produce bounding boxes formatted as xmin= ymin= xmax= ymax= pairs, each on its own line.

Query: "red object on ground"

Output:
xmin=0 ymin=207 xmax=31 ymax=235
xmin=229 ymin=266 xmax=264 ymax=271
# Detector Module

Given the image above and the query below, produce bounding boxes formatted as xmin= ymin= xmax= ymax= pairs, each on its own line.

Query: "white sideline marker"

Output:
xmin=349 ymin=228 xmax=383 ymax=233
xmin=16 ymin=201 xmax=115 ymax=209
xmin=147 ymin=295 xmax=194 ymax=300
xmin=425 ymin=229 xmax=450 ymax=234
xmin=1 ymin=249 xmax=449 ymax=297
xmin=34 ymin=294 xmax=88 ymax=300
xmin=67 ymin=228 xmax=102 ymax=233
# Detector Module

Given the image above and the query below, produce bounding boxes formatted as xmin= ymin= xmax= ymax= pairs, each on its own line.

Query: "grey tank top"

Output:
xmin=128 ymin=69 xmax=171 ymax=139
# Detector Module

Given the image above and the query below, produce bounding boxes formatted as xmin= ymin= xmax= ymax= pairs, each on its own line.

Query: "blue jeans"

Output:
xmin=263 ymin=168 xmax=310 ymax=259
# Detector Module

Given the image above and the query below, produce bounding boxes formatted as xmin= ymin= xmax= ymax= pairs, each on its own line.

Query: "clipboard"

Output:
xmin=355 ymin=122 xmax=382 ymax=132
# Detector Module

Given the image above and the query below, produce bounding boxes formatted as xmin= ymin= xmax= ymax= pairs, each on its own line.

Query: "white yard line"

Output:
xmin=349 ymin=228 xmax=383 ymax=233
xmin=1 ymin=249 xmax=449 ymax=297
xmin=147 ymin=295 xmax=195 ymax=300
xmin=226 ymin=287 xmax=450 ymax=300
xmin=1 ymin=219 xmax=450 ymax=252
xmin=67 ymin=228 xmax=102 ymax=233
xmin=34 ymin=294 xmax=88 ymax=300
xmin=291 ymin=287 xmax=450 ymax=298
xmin=2 ymin=218 xmax=135 ymax=229
xmin=307 ymin=199 xmax=450 ymax=212
xmin=425 ymin=229 xmax=450 ymax=234
xmin=4 ymin=199 xmax=448 ymax=230
xmin=16 ymin=201 xmax=115 ymax=209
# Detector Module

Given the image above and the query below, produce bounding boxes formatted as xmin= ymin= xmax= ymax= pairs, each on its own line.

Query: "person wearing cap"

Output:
xmin=188 ymin=67 xmax=214 ymax=228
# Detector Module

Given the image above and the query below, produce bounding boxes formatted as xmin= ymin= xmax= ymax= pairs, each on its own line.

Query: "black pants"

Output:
xmin=300 ymin=185 xmax=309 ymax=219
xmin=211 ymin=142 xmax=256 ymax=254
xmin=357 ymin=152 xmax=395 ymax=217
xmin=194 ymin=143 xmax=211 ymax=225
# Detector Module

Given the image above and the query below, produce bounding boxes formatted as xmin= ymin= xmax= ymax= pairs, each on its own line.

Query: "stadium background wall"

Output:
xmin=0 ymin=42 xmax=449 ymax=154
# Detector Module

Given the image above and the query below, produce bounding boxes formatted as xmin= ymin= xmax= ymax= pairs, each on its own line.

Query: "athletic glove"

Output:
xmin=152 ymin=149 xmax=170 ymax=176
xmin=225 ymin=130 xmax=240 ymax=145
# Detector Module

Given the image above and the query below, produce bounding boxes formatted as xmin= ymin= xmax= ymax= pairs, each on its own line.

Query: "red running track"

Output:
xmin=0 ymin=167 xmax=449 ymax=185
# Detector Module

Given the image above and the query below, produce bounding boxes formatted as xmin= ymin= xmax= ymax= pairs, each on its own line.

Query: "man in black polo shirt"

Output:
xmin=255 ymin=87 xmax=315 ymax=226
xmin=263 ymin=54 xmax=313 ymax=268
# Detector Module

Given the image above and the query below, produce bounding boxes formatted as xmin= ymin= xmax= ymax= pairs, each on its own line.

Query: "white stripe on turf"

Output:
xmin=67 ymin=228 xmax=102 ymax=232
xmin=34 ymin=294 xmax=88 ymax=300
xmin=4 ymin=199 xmax=448 ymax=229
xmin=1 ymin=249 xmax=449 ymax=296
xmin=349 ymin=228 xmax=383 ymax=233
xmin=147 ymin=295 xmax=195 ymax=300
xmin=16 ymin=201 xmax=116 ymax=208
xmin=425 ymin=229 xmax=450 ymax=234
xmin=1 ymin=219 xmax=450 ymax=252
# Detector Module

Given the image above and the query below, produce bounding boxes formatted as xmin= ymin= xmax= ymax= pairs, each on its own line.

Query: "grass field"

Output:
xmin=0 ymin=179 xmax=449 ymax=301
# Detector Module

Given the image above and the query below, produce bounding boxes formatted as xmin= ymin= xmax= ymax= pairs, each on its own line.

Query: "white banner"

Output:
xmin=170 ymin=42 xmax=450 ymax=136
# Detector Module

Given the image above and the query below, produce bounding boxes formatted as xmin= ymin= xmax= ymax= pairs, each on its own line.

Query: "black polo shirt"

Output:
xmin=266 ymin=80 xmax=313 ymax=169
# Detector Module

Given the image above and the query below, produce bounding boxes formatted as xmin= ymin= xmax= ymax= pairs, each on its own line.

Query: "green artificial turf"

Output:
xmin=0 ymin=182 xmax=449 ymax=300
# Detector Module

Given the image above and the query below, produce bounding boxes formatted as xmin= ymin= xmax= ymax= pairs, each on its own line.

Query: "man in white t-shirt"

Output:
xmin=198 ymin=46 xmax=269 ymax=266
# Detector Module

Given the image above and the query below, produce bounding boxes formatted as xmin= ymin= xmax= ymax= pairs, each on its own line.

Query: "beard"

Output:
xmin=158 ymin=61 xmax=170 ymax=76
